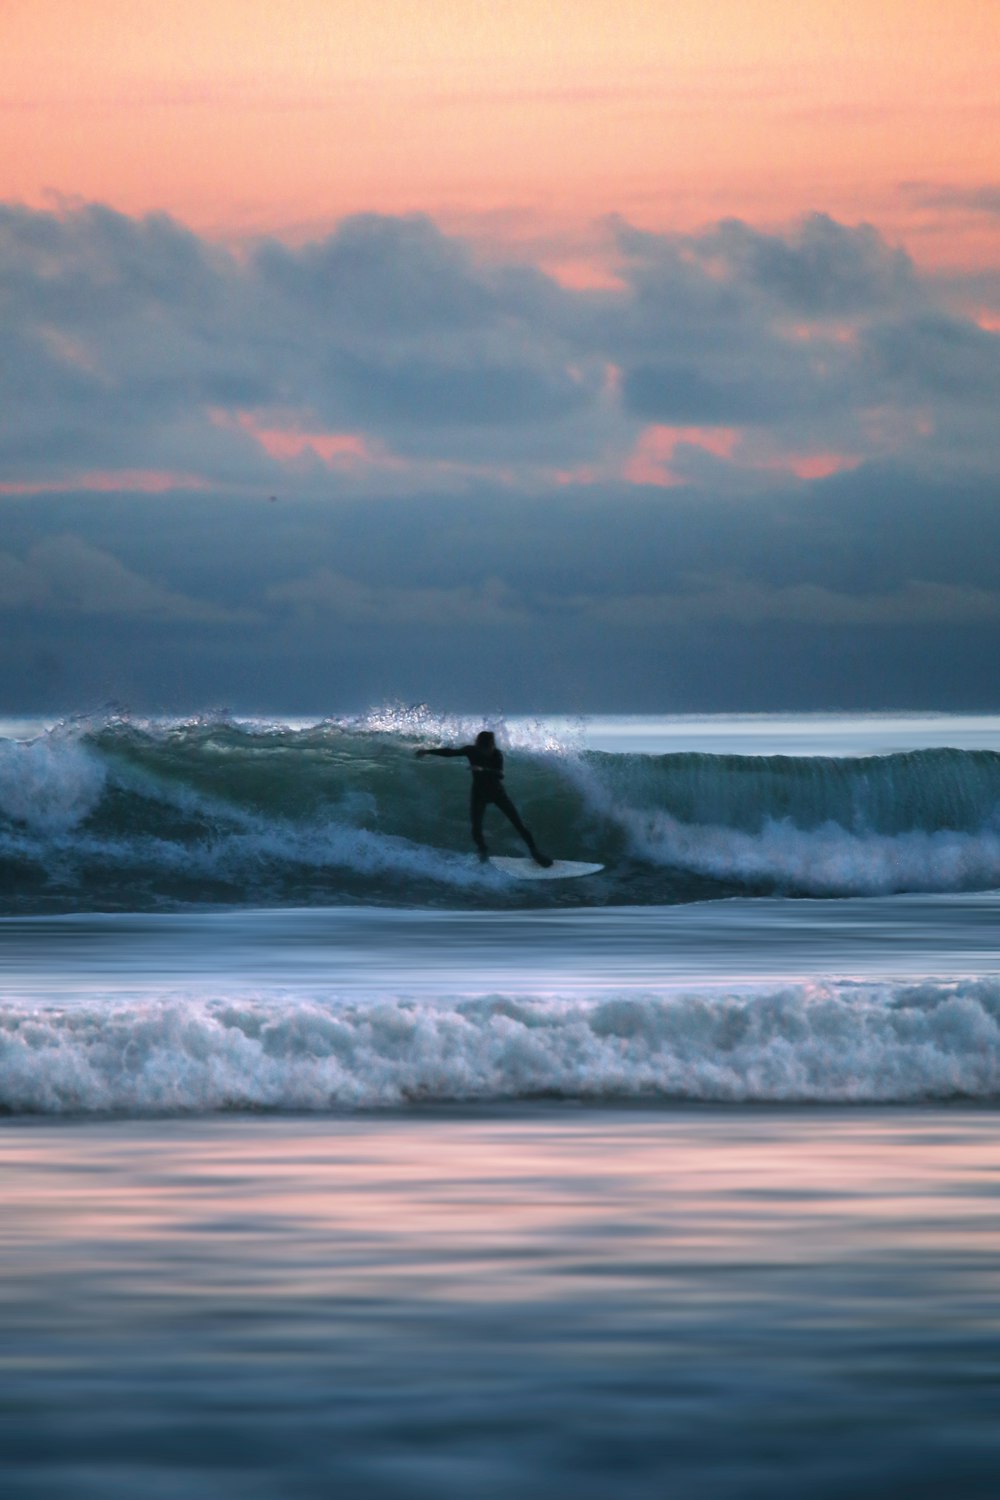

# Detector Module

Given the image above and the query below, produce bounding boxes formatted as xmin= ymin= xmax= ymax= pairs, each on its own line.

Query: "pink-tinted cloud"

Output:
xmin=224 ymin=412 xmax=371 ymax=467
xmin=1 ymin=202 xmax=997 ymax=506
xmin=0 ymin=470 xmax=210 ymax=496
xmin=624 ymin=426 xmax=740 ymax=487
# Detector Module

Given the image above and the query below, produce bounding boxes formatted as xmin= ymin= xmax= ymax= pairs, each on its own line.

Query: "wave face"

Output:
xmin=3 ymin=980 xmax=1000 ymax=1113
xmin=4 ymin=711 xmax=1000 ymax=911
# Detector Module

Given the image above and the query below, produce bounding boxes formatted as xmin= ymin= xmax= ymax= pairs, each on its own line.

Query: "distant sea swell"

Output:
xmin=2 ymin=980 xmax=999 ymax=1113
xmin=3 ymin=709 xmax=1000 ymax=912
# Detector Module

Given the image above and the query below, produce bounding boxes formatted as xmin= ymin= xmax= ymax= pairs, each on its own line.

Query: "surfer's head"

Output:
xmin=475 ymin=730 xmax=496 ymax=750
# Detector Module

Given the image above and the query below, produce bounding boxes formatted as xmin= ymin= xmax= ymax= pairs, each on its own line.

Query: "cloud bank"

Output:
xmin=1 ymin=201 xmax=999 ymax=711
xmin=2 ymin=201 xmax=997 ymax=498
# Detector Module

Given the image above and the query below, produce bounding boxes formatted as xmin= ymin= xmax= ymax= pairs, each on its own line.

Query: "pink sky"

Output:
xmin=3 ymin=0 xmax=997 ymax=275
xmin=1 ymin=0 xmax=997 ymax=502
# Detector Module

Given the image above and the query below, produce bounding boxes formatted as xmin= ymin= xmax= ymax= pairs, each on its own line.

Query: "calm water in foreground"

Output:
xmin=3 ymin=713 xmax=1000 ymax=1497
xmin=4 ymin=1109 xmax=1000 ymax=1500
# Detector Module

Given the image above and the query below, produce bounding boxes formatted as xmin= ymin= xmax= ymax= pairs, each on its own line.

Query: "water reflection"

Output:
xmin=3 ymin=1109 xmax=1000 ymax=1497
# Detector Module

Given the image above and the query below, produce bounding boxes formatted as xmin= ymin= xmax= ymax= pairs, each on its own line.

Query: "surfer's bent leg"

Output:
xmin=491 ymin=789 xmax=551 ymax=866
xmin=470 ymin=786 xmax=489 ymax=860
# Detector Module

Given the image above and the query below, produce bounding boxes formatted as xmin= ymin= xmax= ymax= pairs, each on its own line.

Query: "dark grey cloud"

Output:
xmin=862 ymin=313 xmax=1000 ymax=403
xmin=602 ymin=214 xmax=960 ymax=447
xmin=623 ymin=362 xmax=790 ymax=424
xmin=693 ymin=214 xmax=918 ymax=316
xmin=1 ymin=200 xmax=997 ymax=493
xmin=252 ymin=214 xmax=500 ymax=335
xmin=900 ymin=182 xmax=1000 ymax=219
xmin=1 ymin=465 xmax=1000 ymax=713
xmin=562 ymin=576 xmax=1000 ymax=629
xmin=327 ymin=350 xmax=587 ymax=429
xmin=0 ymin=535 xmax=251 ymax=624
xmin=266 ymin=570 xmax=527 ymax=628
xmin=2 ymin=200 xmax=1000 ymax=712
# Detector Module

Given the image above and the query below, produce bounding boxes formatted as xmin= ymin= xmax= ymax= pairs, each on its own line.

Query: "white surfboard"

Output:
xmin=489 ymin=857 xmax=604 ymax=881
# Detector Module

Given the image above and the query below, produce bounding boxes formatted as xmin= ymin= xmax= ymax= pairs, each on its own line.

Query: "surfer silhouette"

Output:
xmin=415 ymin=730 xmax=552 ymax=866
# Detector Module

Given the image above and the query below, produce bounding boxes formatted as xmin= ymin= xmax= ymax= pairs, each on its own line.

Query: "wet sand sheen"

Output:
xmin=3 ymin=1108 xmax=1000 ymax=1498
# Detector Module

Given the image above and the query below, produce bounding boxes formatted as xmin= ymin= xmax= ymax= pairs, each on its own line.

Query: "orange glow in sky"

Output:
xmin=2 ymin=0 xmax=997 ymax=271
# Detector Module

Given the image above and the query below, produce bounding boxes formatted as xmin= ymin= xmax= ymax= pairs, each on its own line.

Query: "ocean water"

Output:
xmin=3 ymin=711 xmax=1000 ymax=1497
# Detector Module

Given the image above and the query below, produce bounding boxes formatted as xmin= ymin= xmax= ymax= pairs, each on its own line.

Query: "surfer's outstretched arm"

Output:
xmin=415 ymin=746 xmax=473 ymax=759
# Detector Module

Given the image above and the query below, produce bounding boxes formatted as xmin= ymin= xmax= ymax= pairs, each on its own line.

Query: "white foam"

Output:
xmin=0 ymin=816 xmax=501 ymax=893
xmin=565 ymin=754 xmax=1000 ymax=895
xmin=0 ymin=733 xmax=105 ymax=833
xmin=3 ymin=979 xmax=1000 ymax=1113
xmin=630 ymin=809 xmax=1000 ymax=896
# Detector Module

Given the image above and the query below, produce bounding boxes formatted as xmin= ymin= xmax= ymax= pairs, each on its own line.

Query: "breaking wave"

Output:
xmin=3 ymin=709 xmax=1000 ymax=911
xmin=3 ymin=979 xmax=1000 ymax=1113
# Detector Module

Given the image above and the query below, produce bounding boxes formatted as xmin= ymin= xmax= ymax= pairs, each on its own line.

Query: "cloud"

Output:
xmin=900 ymin=182 xmax=1000 ymax=219
xmin=329 ymin=351 xmax=587 ymax=429
xmin=862 ymin=313 xmax=1000 ymax=404
xmin=4 ymin=468 xmax=1000 ymax=711
xmin=266 ymin=568 xmax=1000 ymax=634
xmin=605 ymin=215 xmax=928 ymax=440
xmin=1 ymin=200 xmax=998 ymax=496
xmin=266 ymin=569 xmax=527 ymax=628
xmin=565 ymin=576 xmax=1000 ymax=629
xmin=0 ymin=535 xmax=252 ymax=623
xmin=0 ymin=549 xmax=46 ymax=610
xmin=623 ymin=363 xmax=788 ymax=425
xmin=695 ymin=214 xmax=917 ymax=316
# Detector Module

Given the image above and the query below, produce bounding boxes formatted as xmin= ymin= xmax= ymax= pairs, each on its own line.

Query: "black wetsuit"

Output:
xmin=421 ymin=744 xmax=545 ymax=862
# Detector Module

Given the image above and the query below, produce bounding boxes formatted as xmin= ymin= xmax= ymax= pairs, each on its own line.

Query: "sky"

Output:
xmin=1 ymin=0 xmax=999 ymax=712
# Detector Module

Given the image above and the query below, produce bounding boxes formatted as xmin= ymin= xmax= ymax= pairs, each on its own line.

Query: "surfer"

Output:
xmin=415 ymin=730 xmax=552 ymax=866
